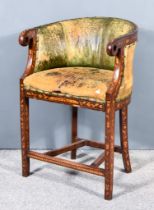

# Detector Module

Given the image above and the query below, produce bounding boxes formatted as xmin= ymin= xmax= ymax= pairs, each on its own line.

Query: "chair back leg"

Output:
xmin=71 ymin=107 xmax=78 ymax=159
xmin=119 ymin=106 xmax=132 ymax=173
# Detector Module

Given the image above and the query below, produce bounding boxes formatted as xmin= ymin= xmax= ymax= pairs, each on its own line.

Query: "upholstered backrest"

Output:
xmin=34 ymin=17 xmax=136 ymax=72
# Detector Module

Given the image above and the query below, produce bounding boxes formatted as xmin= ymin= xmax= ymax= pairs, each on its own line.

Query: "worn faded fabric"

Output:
xmin=24 ymin=17 xmax=136 ymax=103
xmin=34 ymin=17 xmax=135 ymax=73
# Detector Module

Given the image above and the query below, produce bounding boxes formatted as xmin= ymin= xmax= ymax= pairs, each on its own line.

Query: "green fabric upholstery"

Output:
xmin=23 ymin=17 xmax=136 ymax=103
xmin=34 ymin=17 xmax=136 ymax=72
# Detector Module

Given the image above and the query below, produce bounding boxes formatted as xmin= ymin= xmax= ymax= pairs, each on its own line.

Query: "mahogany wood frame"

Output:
xmin=19 ymin=22 xmax=137 ymax=200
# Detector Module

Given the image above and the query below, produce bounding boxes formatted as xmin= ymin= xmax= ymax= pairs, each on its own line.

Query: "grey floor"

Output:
xmin=0 ymin=150 xmax=154 ymax=210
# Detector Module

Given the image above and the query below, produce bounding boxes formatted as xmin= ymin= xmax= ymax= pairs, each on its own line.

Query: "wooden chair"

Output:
xmin=19 ymin=17 xmax=137 ymax=200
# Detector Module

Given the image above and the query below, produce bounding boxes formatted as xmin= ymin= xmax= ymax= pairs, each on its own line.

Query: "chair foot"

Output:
xmin=22 ymin=173 xmax=30 ymax=177
xmin=105 ymin=174 xmax=113 ymax=200
xmin=104 ymin=192 xmax=113 ymax=200
xmin=124 ymin=168 xmax=132 ymax=173
xmin=22 ymin=152 xmax=30 ymax=177
xmin=22 ymin=159 xmax=30 ymax=177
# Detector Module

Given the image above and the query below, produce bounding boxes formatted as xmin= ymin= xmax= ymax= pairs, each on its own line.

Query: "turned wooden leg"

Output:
xmin=104 ymin=101 xmax=115 ymax=200
xmin=71 ymin=107 xmax=78 ymax=159
xmin=119 ymin=106 xmax=132 ymax=173
xmin=20 ymin=82 xmax=30 ymax=177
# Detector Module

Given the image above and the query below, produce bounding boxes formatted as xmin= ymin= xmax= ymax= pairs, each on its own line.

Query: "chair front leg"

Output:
xmin=104 ymin=100 xmax=115 ymax=200
xmin=71 ymin=107 xmax=78 ymax=159
xmin=20 ymin=83 xmax=30 ymax=177
xmin=119 ymin=106 xmax=132 ymax=173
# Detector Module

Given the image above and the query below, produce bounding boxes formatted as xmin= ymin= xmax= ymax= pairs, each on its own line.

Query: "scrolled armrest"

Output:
xmin=19 ymin=29 xmax=36 ymax=47
xmin=107 ymin=28 xmax=137 ymax=56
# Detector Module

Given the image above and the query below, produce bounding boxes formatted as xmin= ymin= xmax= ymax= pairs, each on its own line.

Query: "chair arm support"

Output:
xmin=106 ymin=27 xmax=137 ymax=101
xmin=106 ymin=49 xmax=124 ymax=101
xmin=19 ymin=29 xmax=37 ymax=81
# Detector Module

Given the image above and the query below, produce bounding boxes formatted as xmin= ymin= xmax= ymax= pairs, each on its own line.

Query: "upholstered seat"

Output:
xmin=23 ymin=66 xmax=132 ymax=103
